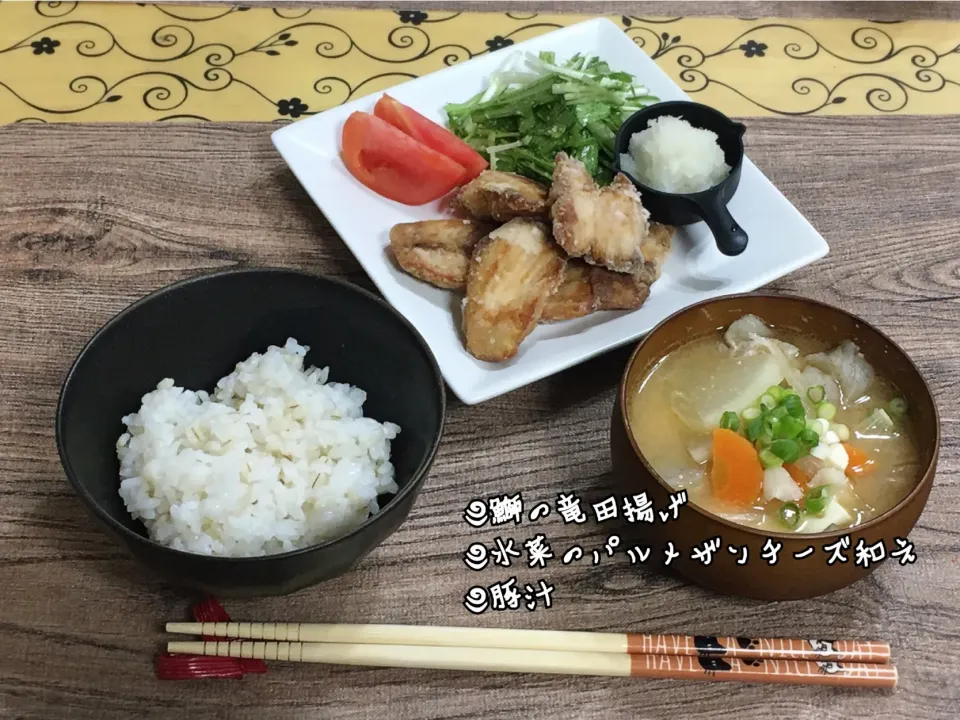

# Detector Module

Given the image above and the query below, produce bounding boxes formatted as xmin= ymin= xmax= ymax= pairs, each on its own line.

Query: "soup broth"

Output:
xmin=628 ymin=315 xmax=920 ymax=533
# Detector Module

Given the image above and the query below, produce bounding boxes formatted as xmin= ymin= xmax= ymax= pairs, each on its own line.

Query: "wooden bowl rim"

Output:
xmin=617 ymin=291 xmax=941 ymax=542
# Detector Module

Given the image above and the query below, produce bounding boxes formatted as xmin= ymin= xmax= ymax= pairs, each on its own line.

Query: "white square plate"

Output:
xmin=272 ymin=17 xmax=828 ymax=405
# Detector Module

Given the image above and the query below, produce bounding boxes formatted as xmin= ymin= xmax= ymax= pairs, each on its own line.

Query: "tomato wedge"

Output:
xmin=340 ymin=112 xmax=468 ymax=206
xmin=374 ymin=95 xmax=488 ymax=181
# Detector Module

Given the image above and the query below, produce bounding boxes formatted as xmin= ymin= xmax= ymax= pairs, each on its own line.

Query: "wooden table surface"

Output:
xmin=2 ymin=9 xmax=959 ymax=720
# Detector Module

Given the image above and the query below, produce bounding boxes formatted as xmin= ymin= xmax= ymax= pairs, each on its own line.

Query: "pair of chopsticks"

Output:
xmin=166 ymin=622 xmax=897 ymax=688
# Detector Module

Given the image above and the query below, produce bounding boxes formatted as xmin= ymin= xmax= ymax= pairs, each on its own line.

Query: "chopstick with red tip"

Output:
xmin=165 ymin=622 xmax=891 ymax=664
xmin=156 ymin=598 xmax=267 ymax=680
xmin=191 ymin=598 xmax=267 ymax=674
xmin=166 ymin=639 xmax=898 ymax=688
xmin=156 ymin=653 xmax=246 ymax=680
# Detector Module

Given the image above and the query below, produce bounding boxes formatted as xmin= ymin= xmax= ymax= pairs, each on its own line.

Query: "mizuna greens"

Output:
xmin=444 ymin=51 xmax=658 ymax=184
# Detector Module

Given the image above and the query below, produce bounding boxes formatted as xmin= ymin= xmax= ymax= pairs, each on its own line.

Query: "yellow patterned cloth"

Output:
xmin=1 ymin=2 xmax=958 ymax=123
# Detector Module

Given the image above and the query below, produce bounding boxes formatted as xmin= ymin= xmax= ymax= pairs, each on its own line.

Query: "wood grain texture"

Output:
xmin=1 ymin=90 xmax=959 ymax=720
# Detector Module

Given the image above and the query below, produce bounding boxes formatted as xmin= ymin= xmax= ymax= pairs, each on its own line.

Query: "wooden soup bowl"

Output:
xmin=610 ymin=294 xmax=939 ymax=600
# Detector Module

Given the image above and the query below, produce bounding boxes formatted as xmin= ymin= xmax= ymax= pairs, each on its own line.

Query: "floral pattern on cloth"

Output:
xmin=1 ymin=3 xmax=958 ymax=123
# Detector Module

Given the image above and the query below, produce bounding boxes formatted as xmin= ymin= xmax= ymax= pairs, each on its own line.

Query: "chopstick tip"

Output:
xmin=167 ymin=622 xmax=199 ymax=635
xmin=168 ymin=640 xmax=206 ymax=655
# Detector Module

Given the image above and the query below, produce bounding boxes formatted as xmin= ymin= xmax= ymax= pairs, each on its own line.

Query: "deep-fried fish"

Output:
xmin=389 ymin=219 xmax=493 ymax=290
xmin=454 ymin=170 xmax=549 ymax=222
xmin=541 ymin=260 xmax=653 ymax=322
xmin=462 ymin=218 xmax=566 ymax=361
xmin=590 ymin=266 xmax=651 ymax=311
xmin=634 ymin=222 xmax=675 ymax=285
xmin=541 ymin=261 xmax=596 ymax=322
xmin=549 ymin=152 xmax=655 ymax=274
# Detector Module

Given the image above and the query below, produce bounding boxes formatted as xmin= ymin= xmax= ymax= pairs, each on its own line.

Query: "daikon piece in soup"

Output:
xmin=628 ymin=314 xmax=920 ymax=533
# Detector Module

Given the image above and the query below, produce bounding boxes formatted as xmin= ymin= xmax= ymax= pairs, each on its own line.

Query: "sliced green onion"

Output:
xmin=804 ymin=485 xmax=832 ymax=515
xmin=741 ymin=407 xmax=762 ymax=422
xmin=778 ymin=501 xmax=802 ymax=529
xmin=798 ymin=427 xmax=820 ymax=449
xmin=807 ymin=385 xmax=826 ymax=404
xmin=831 ymin=423 xmax=850 ymax=442
xmin=770 ymin=405 xmax=788 ymax=421
xmin=719 ymin=411 xmax=740 ymax=432
xmin=782 ymin=393 xmax=805 ymax=419
xmin=777 ymin=416 xmax=805 ymax=440
xmin=759 ymin=448 xmax=784 ymax=469
xmin=806 ymin=418 xmax=821 ymax=432
xmin=764 ymin=415 xmax=779 ymax=437
xmin=745 ymin=415 xmax=765 ymax=442
xmin=888 ymin=398 xmax=907 ymax=416
xmin=770 ymin=439 xmax=801 ymax=464
xmin=816 ymin=401 xmax=837 ymax=421
xmin=759 ymin=393 xmax=777 ymax=410
xmin=766 ymin=385 xmax=784 ymax=401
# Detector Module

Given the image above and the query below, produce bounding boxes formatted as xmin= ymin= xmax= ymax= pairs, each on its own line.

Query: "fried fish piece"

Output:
xmin=634 ymin=222 xmax=675 ymax=286
xmin=454 ymin=170 xmax=549 ymax=222
xmin=590 ymin=266 xmax=651 ymax=311
xmin=463 ymin=218 xmax=566 ymax=361
xmin=549 ymin=152 xmax=656 ymax=274
xmin=541 ymin=261 xmax=597 ymax=322
xmin=541 ymin=260 xmax=653 ymax=323
xmin=389 ymin=219 xmax=493 ymax=290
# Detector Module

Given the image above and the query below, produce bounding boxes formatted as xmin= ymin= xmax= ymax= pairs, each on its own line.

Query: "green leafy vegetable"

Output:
xmin=770 ymin=439 xmax=801 ymax=464
xmin=719 ymin=411 xmax=740 ymax=432
xmin=807 ymin=385 xmax=825 ymax=404
xmin=443 ymin=51 xmax=659 ymax=184
xmin=745 ymin=414 xmax=765 ymax=442
xmin=778 ymin=501 xmax=802 ymax=529
xmin=816 ymin=401 xmax=837 ymax=421
xmin=759 ymin=393 xmax=777 ymax=410
xmin=798 ymin=427 xmax=821 ymax=449
xmin=769 ymin=405 xmax=789 ymax=421
xmin=765 ymin=385 xmax=784 ymax=402
xmin=759 ymin=448 xmax=783 ymax=469
xmin=776 ymin=416 xmax=805 ymax=440
xmin=804 ymin=485 xmax=832 ymax=515
xmin=782 ymin=393 xmax=805 ymax=419
xmin=721 ymin=385 xmax=821 ymax=463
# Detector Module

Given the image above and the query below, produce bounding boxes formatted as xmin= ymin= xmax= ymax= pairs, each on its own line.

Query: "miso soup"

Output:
xmin=628 ymin=314 xmax=920 ymax=533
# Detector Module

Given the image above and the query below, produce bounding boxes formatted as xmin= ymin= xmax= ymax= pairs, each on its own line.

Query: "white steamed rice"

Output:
xmin=619 ymin=115 xmax=731 ymax=194
xmin=116 ymin=338 xmax=401 ymax=557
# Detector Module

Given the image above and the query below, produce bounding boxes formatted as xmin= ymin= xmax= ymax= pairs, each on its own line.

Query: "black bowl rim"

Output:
xmin=618 ymin=290 xmax=941 ymax=542
xmin=55 ymin=266 xmax=447 ymax=564
xmin=613 ymin=100 xmax=746 ymax=199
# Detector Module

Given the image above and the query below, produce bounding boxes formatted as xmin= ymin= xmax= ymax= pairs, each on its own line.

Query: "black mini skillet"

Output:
xmin=614 ymin=101 xmax=748 ymax=257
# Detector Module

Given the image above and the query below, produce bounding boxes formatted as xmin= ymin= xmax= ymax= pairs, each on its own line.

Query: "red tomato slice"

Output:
xmin=374 ymin=95 xmax=488 ymax=181
xmin=340 ymin=112 xmax=468 ymax=206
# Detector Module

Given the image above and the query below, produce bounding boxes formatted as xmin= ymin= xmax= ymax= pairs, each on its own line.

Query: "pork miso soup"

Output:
xmin=628 ymin=315 xmax=920 ymax=533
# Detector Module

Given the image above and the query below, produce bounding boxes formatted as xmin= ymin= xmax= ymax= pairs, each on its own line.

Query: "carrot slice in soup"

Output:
xmin=784 ymin=463 xmax=810 ymax=489
xmin=842 ymin=442 xmax=875 ymax=479
xmin=710 ymin=428 xmax=763 ymax=507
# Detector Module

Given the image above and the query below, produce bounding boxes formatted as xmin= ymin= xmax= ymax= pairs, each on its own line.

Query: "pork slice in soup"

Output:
xmin=628 ymin=315 xmax=919 ymax=533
